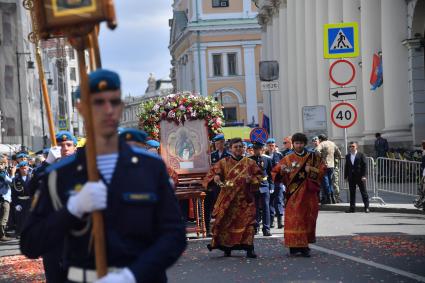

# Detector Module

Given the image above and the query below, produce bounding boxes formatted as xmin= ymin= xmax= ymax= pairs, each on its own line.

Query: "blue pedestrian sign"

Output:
xmin=58 ymin=118 xmax=68 ymax=131
xmin=324 ymin=22 xmax=359 ymax=59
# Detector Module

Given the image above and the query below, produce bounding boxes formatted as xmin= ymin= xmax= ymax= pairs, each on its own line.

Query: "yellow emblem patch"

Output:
xmin=62 ymin=135 xmax=68 ymax=141
xmin=126 ymin=133 xmax=132 ymax=140
xmin=98 ymin=80 xmax=108 ymax=91
xmin=74 ymin=184 xmax=83 ymax=193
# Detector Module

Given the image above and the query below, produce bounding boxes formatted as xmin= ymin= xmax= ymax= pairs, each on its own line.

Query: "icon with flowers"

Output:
xmin=138 ymin=92 xmax=225 ymax=140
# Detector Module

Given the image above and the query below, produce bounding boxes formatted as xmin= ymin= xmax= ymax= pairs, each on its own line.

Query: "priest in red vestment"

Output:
xmin=202 ymin=138 xmax=263 ymax=258
xmin=272 ymin=133 xmax=325 ymax=257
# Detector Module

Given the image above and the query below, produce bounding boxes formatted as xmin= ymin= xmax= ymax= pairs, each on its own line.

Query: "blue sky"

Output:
xmin=99 ymin=1 xmax=173 ymax=97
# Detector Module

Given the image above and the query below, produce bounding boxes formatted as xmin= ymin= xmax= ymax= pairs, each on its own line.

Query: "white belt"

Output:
xmin=67 ymin=266 xmax=122 ymax=283
xmin=18 ymin=196 xmax=30 ymax=200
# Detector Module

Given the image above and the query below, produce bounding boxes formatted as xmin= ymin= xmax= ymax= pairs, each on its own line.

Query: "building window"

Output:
xmin=68 ymin=48 xmax=75 ymax=60
xmin=212 ymin=0 xmax=229 ymax=7
xmin=212 ymin=54 xmax=222 ymax=77
xmin=5 ymin=117 xmax=15 ymax=136
xmin=4 ymin=65 xmax=13 ymax=99
xmin=2 ymin=12 xmax=13 ymax=46
xmin=227 ymin=53 xmax=237 ymax=76
xmin=70 ymin=67 xmax=77 ymax=81
xmin=223 ymin=107 xmax=237 ymax=122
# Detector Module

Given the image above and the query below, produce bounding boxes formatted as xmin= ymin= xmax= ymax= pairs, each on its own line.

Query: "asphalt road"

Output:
xmin=168 ymin=211 xmax=425 ymax=283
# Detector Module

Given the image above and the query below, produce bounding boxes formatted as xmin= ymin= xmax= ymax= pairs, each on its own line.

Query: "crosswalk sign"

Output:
xmin=324 ymin=22 xmax=359 ymax=59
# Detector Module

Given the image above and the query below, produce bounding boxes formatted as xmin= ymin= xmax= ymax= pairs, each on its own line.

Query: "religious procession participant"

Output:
xmin=205 ymin=134 xmax=230 ymax=236
xmin=12 ymin=161 xmax=32 ymax=238
xmin=249 ymin=140 xmax=273 ymax=236
xmin=246 ymin=143 xmax=254 ymax=156
xmin=272 ymin=133 xmax=325 ymax=257
xmin=265 ymin=138 xmax=284 ymax=229
xmin=203 ymin=137 xmax=263 ymax=258
xmin=20 ymin=69 xmax=186 ymax=283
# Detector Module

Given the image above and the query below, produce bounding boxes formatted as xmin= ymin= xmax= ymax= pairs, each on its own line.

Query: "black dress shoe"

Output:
xmin=263 ymin=230 xmax=272 ymax=237
xmin=289 ymin=248 xmax=299 ymax=255
xmin=207 ymin=244 xmax=212 ymax=251
xmin=246 ymin=250 xmax=257 ymax=258
xmin=270 ymin=223 xmax=275 ymax=228
xmin=364 ymin=208 xmax=370 ymax=213
xmin=345 ymin=209 xmax=355 ymax=213
xmin=224 ymin=249 xmax=231 ymax=257
xmin=300 ymin=248 xmax=311 ymax=257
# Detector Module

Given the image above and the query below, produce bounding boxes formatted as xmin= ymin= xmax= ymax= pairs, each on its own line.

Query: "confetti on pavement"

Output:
xmin=0 ymin=255 xmax=45 ymax=283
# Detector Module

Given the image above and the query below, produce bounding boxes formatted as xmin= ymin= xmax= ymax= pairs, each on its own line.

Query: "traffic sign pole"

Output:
xmin=269 ymin=90 xmax=273 ymax=137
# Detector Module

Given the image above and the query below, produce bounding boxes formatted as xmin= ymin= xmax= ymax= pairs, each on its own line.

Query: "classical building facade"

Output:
xmin=0 ymin=0 xmax=44 ymax=149
xmin=257 ymin=0 xmax=425 ymax=150
xmin=169 ymin=0 xmax=263 ymax=126
xmin=120 ymin=74 xmax=173 ymax=129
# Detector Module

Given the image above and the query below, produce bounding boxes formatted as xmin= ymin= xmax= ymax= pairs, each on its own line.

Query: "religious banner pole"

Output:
xmin=72 ymin=35 xmax=108 ymax=276
xmin=23 ymin=0 xmax=57 ymax=147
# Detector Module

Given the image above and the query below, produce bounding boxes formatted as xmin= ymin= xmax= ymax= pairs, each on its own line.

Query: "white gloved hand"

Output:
xmin=94 ymin=268 xmax=136 ymax=283
xmin=66 ymin=181 xmax=107 ymax=219
xmin=15 ymin=205 xmax=22 ymax=212
xmin=46 ymin=146 xmax=62 ymax=164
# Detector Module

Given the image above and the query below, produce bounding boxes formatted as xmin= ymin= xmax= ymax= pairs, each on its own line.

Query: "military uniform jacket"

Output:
xmin=12 ymin=172 xmax=31 ymax=202
xmin=249 ymin=155 xmax=273 ymax=189
xmin=210 ymin=149 xmax=231 ymax=164
xmin=20 ymin=142 xmax=187 ymax=283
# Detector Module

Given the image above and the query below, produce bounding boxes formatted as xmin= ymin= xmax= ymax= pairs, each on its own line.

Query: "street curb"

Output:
xmin=320 ymin=204 xmax=425 ymax=215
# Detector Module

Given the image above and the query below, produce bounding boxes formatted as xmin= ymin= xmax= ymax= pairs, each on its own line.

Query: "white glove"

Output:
xmin=94 ymin=268 xmax=136 ymax=283
xmin=15 ymin=205 xmax=22 ymax=212
xmin=46 ymin=146 xmax=62 ymax=164
xmin=66 ymin=181 xmax=107 ymax=219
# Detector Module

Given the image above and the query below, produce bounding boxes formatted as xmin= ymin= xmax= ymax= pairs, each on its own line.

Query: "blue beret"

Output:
xmin=73 ymin=87 xmax=81 ymax=99
xmin=119 ymin=128 xmax=148 ymax=143
xmin=56 ymin=131 xmax=77 ymax=145
xmin=266 ymin=138 xmax=276 ymax=144
xmin=89 ymin=69 xmax=120 ymax=94
xmin=243 ymin=142 xmax=248 ymax=146
xmin=17 ymin=161 xmax=28 ymax=168
xmin=212 ymin=134 xmax=225 ymax=142
xmin=247 ymin=143 xmax=253 ymax=149
xmin=16 ymin=153 xmax=28 ymax=159
xmin=146 ymin=140 xmax=160 ymax=148
xmin=252 ymin=141 xmax=265 ymax=148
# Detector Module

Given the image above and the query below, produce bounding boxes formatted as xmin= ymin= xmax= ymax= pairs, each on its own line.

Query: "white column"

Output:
xmin=272 ymin=14 xmax=282 ymax=141
xmin=316 ymin=0 xmax=330 ymax=137
xmin=360 ymin=0 xmax=384 ymax=141
xmin=295 ymin=0 xmax=307 ymax=129
xmin=343 ymin=0 xmax=364 ymax=140
xmin=200 ymin=47 xmax=208 ymax=96
xmin=279 ymin=4 xmax=291 ymax=139
xmin=287 ymin=0 xmax=299 ymax=133
xmin=381 ymin=0 xmax=411 ymax=140
xmin=305 ymin=0 xmax=318 ymax=106
xmin=328 ymin=0 xmax=343 ymax=140
xmin=244 ymin=44 xmax=259 ymax=125
xmin=193 ymin=47 xmax=201 ymax=94
xmin=243 ymin=0 xmax=251 ymax=17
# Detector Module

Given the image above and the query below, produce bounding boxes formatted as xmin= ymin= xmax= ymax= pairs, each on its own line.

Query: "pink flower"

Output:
xmin=179 ymin=105 xmax=186 ymax=111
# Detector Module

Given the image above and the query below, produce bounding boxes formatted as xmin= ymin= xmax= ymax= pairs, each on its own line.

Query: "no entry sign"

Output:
xmin=250 ymin=127 xmax=269 ymax=144
xmin=331 ymin=102 xmax=357 ymax=128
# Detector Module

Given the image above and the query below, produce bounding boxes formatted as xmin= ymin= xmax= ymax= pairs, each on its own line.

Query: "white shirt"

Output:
xmin=350 ymin=151 xmax=357 ymax=165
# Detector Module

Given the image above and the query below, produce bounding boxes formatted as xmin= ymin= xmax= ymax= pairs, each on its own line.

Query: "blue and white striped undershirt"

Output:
xmin=96 ymin=154 xmax=119 ymax=184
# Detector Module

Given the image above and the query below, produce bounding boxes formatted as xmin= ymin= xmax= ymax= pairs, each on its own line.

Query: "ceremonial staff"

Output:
xmin=29 ymin=0 xmax=117 ymax=277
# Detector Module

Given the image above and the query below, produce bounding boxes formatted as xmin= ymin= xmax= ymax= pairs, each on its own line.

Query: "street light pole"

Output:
xmin=16 ymin=51 xmax=31 ymax=147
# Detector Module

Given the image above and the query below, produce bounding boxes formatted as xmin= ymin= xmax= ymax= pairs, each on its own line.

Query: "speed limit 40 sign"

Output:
xmin=331 ymin=102 xmax=357 ymax=128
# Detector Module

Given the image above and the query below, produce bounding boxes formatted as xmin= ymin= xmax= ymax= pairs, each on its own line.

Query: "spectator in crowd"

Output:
xmin=374 ymin=133 xmax=389 ymax=158
xmin=0 ymin=154 xmax=13 ymax=241
xmin=280 ymin=136 xmax=293 ymax=157
xmin=316 ymin=134 xmax=342 ymax=204
xmin=344 ymin=141 xmax=369 ymax=213
xmin=310 ymin=136 xmax=320 ymax=152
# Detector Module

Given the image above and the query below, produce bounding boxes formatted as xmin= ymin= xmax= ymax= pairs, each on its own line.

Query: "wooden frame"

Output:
xmin=33 ymin=0 xmax=116 ymax=38
xmin=160 ymin=120 xmax=210 ymax=175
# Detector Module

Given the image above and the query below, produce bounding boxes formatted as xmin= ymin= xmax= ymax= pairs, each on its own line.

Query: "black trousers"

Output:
xmin=205 ymin=184 xmax=221 ymax=232
xmin=348 ymin=178 xmax=369 ymax=209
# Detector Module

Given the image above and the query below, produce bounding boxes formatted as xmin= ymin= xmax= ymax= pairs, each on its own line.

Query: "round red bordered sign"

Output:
xmin=331 ymin=102 xmax=358 ymax=128
xmin=329 ymin=59 xmax=356 ymax=87
xmin=249 ymin=127 xmax=269 ymax=144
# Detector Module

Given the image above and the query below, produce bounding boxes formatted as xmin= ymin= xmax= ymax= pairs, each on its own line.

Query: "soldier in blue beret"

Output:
xmin=265 ymin=138 xmax=284 ymax=229
xmin=249 ymin=141 xmax=273 ymax=236
xmin=145 ymin=139 xmax=160 ymax=154
xmin=205 ymin=134 xmax=231 ymax=237
xmin=11 ymin=161 xmax=31 ymax=239
xmin=21 ymin=69 xmax=186 ymax=283
xmin=119 ymin=128 xmax=148 ymax=149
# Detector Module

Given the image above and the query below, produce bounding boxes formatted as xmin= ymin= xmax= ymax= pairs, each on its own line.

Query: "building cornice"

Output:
xmin=257 ymin=0 xmax=286 ymax=27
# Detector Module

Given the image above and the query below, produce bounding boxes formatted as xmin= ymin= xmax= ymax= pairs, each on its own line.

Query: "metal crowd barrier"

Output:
xmin=338 ymin=157 xmax=383 ymax=204
xmin=338 ymin=156 xmax=421 ymax=205
xmin=375 ymin=157 xmax=422 ymax=197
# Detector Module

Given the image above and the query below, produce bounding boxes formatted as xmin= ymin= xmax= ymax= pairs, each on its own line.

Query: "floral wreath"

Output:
xmin=138 ymin=92 xmax=224 ymax=140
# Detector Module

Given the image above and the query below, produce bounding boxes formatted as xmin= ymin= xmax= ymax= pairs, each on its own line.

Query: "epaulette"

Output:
xmin=130 ymin=146 xmax=162 ymax=161
xmin=262 ymin=154 xmax=272 ymax=159
xmin=45 ymin=155 xmax=77 ymax=174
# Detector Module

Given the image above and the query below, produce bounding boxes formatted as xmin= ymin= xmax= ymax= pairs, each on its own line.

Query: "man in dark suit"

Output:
xmin=344 ymin=141 xmax=370 ymax=213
